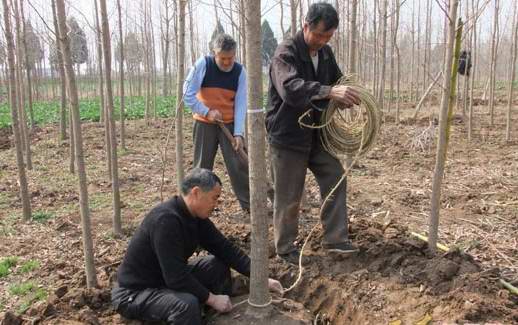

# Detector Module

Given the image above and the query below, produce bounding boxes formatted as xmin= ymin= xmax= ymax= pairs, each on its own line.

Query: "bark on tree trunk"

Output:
xmin=349 ymin=0 xmax=358 ymax=75
xmin=429 ymin=4 xmax=462 ymax=254
xmin=377 ymin=0 xmax=388 ymax=110
xmin=51 ymin=0 xmax=67 ymax=142
xmin=55 ymin=0 xmax=98 ymax=288
xmin=175 ymin=0 xmax=186 ymax=189
xmin=93 ymin=0 xmax=111 ymax=178
xmin=244 ymin=0 xmax=271 ymax=314
xmin=489 ymin=0 xmax=499 ymax=126
xmin=20 ymin=0 xmax=34 ymax=131
xmin=506 ymin=2 xmax=517 ymax=142
xmin=3 ymin=0 xmax=32 ymax=221
xmin=99 ymin=0 xmax=123 ymax=236
xmin=117 ymin=0 xmax=126 ymax=150
xmin=13 ymin=0 xmax=31 ymax=170
xmin=290 ymin=0 xmax=297 ymax=38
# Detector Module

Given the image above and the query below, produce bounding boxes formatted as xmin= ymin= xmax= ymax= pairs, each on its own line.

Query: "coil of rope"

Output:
xmin=298 ymin=75 xmax=382 ymax=159
xmin=286 ymin=76 xmax=382 ymax=293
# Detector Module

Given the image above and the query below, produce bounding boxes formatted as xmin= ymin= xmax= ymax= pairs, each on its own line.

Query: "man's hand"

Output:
xmin=268 ymin=278 xmax=284 ymax=295
xmin=329 ymin=85 xmax=361 ymax=108
xmin=233 ymin=136 xmax=244 ymax=152
xmin=206 ymin=109 xmax=223 ymax=122
xmin=206 ymin=292 xmax=233 ymax=313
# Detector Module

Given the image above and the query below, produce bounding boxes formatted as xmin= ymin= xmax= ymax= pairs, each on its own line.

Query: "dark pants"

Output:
xmin=270 ymin=143 xmax=349 ymax=255
xmin=111 ymin=256 xmax=232 ymax=325
xmin=193 ymin=120 xmax=250 ymax=211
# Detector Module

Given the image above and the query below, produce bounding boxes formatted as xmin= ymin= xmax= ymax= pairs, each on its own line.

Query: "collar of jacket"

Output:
xmin=172 ymin=195 xmax=196 ymax=220
xmin=294 ymin=30 xmax=330 ymax=63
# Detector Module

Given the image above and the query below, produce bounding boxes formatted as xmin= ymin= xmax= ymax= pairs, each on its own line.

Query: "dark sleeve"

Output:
xmin=152 ymin=216 xmax=210 ymax=302
xmin=199 ymin=220 xmax=251 ymax=277
xmin=270 ymin=51 xmax=332 ymax=109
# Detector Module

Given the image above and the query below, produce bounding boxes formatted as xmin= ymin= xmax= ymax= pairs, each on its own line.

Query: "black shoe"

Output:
xmin=323 ymin=241 xmax=359 ymax=255
xmin=277 ymin=250 xmax=301 ymax=265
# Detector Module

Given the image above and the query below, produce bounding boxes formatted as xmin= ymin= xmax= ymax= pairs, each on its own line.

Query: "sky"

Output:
xmin=4 ymin=0 xmax=517 ymax=69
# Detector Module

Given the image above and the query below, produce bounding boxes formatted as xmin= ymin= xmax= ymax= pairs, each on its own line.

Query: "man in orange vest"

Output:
xmin=184 ymin=34 xmax=250 ymax=213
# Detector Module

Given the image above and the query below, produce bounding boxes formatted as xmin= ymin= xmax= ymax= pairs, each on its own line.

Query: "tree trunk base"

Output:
xmin=210 ymin=295 xmax=312 ymax=324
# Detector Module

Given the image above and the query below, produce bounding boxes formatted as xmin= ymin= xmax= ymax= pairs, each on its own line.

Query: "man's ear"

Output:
xmin=191 ymin=186 xmax=200 ymax=198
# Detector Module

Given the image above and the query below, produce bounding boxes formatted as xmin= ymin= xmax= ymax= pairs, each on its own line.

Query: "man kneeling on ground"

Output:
xmin=112 ymin=168 xmax=283 ymax=324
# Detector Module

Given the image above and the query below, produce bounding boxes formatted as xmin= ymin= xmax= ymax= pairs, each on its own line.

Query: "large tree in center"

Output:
xmin=245 ymin=0 xmax=271 ymax=314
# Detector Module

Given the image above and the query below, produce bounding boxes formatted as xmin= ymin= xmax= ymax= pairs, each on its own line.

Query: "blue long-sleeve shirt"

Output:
xmin=183 ymin=56 xmax=247 ymax=136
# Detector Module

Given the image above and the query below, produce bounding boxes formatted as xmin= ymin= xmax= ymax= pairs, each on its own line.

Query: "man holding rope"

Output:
xmin=112 ymin=168 xmax=283 ymax=324
xmin=183 ymin=34 xmax=250 ymax=214
xmin=266 ymin=2 xmax=361 ymax=264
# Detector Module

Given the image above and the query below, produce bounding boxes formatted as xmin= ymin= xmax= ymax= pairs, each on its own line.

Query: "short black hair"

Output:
xmin=181 ymin=168 xmax=222 ymax=195
xmin=305 ymin=2 xmax=339 ymax=31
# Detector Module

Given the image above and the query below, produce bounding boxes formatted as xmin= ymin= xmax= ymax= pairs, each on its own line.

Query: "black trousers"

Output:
xmin=193 ymin=120 xmax=250 ymax=211
xmin=111 ymin=256 xmax=232 ymax=325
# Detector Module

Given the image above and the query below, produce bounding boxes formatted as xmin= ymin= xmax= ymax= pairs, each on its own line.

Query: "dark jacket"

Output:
xmin=116 ymin=196 xmax=250 ymax=303
xmin=266 ymin=30 xmax=342 ymax=153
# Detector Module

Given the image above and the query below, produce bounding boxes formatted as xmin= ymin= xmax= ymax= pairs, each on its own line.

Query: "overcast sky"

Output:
xmin=6 ymin=0 xmax=516 ymax=67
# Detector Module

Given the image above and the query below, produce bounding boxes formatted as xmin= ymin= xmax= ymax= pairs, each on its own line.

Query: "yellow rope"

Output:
xmin=298 ymin=76 xmax=382 ymax=158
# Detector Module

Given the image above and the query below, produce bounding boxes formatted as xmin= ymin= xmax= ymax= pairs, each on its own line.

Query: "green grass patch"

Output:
xmin=31 ymin=211 xmax=54 ymax=223
xmin=17 ymin=287 xmax=47 ymax=314
xmin=0 ymin=214 xmax=18 ymax=237
xmin=0 ymin=95 xmax=183 ymax=129
xmin=0 ymin=256 xmax=19 ymax=277
xmin=9 ymin=281 xmax=36 ymax=296
xmin=19 ymin=259 xmax=40 ymax=274
xmin=90 ymin=192 xmax=111 ymax=210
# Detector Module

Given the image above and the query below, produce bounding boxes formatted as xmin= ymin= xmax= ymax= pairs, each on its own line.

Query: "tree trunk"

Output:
xmin=161 ymin=0 xmax=171 ymax=97
xmin=51 ymin=0 xmax=67 ymax=142
xmin=54 ymin=0 xmax=98 ymax=288
xmin=150 ymin=11 xmax=158 ymax=119
xmin=93 ymin=0 xmax=111 ymax=178
xmin=489 ymin=0 xmax=499 ymax=126
xmin=175 ymin=0 xmax=186 ymax=189
xmin=245 ymin=0 xmax=271 ymax=314
xmin=506 ymin=1 xmax=517 ymax=142
xmin=290 ymin=0 xmax=297 ymax=38
xmin=349 ymin=0 xmax=358 ymax=75
xmin=239 ymin=0 xmax=246 ymax=66
xmin=377 ymin=0 xmax=387 ymax=110
xmin=394 ymin=0 xmax=401 ymax=123
xmin=13 ymin=0 xmax=31 ymax=170
xmin=188 ymin=0 xmax=196 ymax=66
xmin=3 ymin=0 xmax=32 ymax=222
xmin=468 ymin=0 xmax=480 ymax=143
xmin=99 ymin=0 xmax=123 ymax=236
xmin=279 ymin=0 xmax=285 ymax=38
xmin=429 ymin=5 xmax=462 ymax=254
xmin=20 ymin=0 xmax=34 ymax=131
xmin=117 ymin=0 xmax=126 ymax=150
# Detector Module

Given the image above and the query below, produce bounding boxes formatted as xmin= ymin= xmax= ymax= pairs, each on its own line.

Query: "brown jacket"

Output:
xmin=265 ymin=31 xmax=342 ymax=153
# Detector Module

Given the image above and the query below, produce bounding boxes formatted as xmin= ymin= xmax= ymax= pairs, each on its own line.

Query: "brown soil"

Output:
xmin=0 ymin=104 xmax=517 ymax=324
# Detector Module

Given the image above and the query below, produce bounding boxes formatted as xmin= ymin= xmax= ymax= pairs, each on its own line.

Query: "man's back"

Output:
xmin=117 ymin=197 xmax=199 ymax=291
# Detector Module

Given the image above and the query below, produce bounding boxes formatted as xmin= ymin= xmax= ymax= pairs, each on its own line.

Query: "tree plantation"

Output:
xmin=0 ymin=0 xmax=517 ymax=324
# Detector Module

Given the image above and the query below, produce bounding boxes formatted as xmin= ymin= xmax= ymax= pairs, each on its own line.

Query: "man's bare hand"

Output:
xmin=206 ymin=293 xmax=233 ymax=313
xmin=329 ymin=85 xmax=361 ymax=108
xmin=233 ymin=136 xmax=244 ymax=152
xmin=206 ymin=109 xmax=223 ymax=122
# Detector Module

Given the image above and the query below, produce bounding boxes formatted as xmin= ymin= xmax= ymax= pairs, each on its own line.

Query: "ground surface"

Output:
xmin=0 ymin=102 xmax=517 ymax=324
